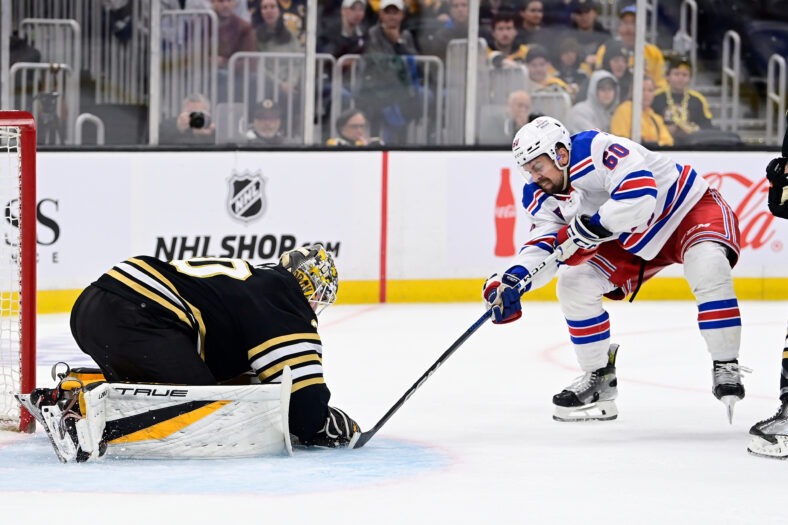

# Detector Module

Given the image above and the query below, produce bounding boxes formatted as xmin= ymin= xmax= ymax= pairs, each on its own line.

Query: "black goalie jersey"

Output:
xmin=92 ymin=256 xmax=324 ymax=393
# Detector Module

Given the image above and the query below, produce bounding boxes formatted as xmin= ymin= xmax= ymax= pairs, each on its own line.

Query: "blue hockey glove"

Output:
xmin=483 ymin=272 xmax=523 ymax=324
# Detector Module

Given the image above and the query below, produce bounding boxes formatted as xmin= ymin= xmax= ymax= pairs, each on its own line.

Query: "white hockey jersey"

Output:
xmin=507 ymin=129 xmax=708 ymax=290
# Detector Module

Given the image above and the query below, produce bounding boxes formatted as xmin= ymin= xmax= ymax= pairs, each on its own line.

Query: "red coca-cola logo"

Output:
xmin=703 ymin=172 xmax=777 ymax=251
xmin=495 ymin=204 xmax=517 ymax=219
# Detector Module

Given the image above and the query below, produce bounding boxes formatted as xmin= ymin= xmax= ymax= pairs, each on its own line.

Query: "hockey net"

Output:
xmin=0 ymin=112 xmax=36 ymax=433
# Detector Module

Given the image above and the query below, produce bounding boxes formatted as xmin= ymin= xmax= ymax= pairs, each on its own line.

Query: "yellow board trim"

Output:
xmin=28 ymin=277 xmax=788 ymax=315
xmin=108 ymin=400 xmax=231 ymax=444
xmin=106 ymin=269 xmax=194 ymax=328
xmin=258 ymin=354 xmax=323 ymax=381
xmin=783 ymin=350 xmax=788 ymax=359
xmin=292 ymin=376 xmax=325 ymax=393
xmin=248 ymin=333 xmax=321 ymax=360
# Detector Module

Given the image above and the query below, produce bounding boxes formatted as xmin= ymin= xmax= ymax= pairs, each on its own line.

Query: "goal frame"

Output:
xmin=0 ymin=111 xmax=37 ymax=433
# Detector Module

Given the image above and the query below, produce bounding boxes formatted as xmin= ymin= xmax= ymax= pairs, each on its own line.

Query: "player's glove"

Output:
xmin=483 ymin=272 xmax=523 ymax=324
xmin=766 ymin=157 xmax=788 ymax=219
xmin=307 ymin=406 xmax=360 ymax=448
xmin=556 ymin=214 xmax=615 ymax=265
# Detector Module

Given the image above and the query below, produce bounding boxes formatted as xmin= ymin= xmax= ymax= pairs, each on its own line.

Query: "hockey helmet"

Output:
xmin=512 ymin=116 xmax=572 ymax=183
xmin=280 ymin=243 xmax=338 ymax=315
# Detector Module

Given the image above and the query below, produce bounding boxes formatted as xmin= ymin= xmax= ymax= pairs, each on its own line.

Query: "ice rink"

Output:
xmin=2 ymin=300 xmax=788 ymax=524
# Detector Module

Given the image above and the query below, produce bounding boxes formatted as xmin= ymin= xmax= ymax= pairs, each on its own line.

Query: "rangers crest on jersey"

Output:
xmin=227 ymin=170 xmax=267 ymax=223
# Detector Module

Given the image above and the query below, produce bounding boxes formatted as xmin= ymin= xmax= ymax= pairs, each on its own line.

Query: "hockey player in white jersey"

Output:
xmin=483 ymin=117 xmax=746 ymax=422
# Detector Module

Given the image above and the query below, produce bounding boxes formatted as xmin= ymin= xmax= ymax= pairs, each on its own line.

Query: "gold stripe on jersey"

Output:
xmin=257 ymin=353 xmax=323 ymax=381
xmin=107 ymin=269 xmax=194 ymax=328
xmin=248 ymin=333 xmax=321 ymax=360
xmin=292 ymin=376 xmax=325 ymax=393
xmin=128 ymin=257 xmax=208 ymax=359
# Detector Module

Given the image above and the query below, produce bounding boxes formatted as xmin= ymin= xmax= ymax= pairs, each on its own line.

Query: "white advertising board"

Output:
xmin=29 ymin=148 xmax=787 ymax=299
xmin=386 ymin=150 xmax=788 ymax=279
xmin=35 ymin=151 xmax=382 ymax=291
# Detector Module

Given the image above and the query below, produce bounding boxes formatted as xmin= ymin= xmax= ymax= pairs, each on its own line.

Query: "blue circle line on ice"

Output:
xmin=0 ymin=434 xmax=451 ymax=495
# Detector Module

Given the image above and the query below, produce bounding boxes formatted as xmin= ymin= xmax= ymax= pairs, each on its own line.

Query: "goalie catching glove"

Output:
xmin=556 ymin=214 xmax=616 ymax=265
xmin=483 ymin=272 xmax=523 ymax=324
xmin=304 ymin=406 xmax=360 ymax=448
xmin=766 ymin=157 xmax=788 ymax=219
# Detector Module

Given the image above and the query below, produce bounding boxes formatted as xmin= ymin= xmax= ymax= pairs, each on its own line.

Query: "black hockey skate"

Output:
xmin=747 ymin=397 xmax=788 ymax=459
xmin=553 ymin=344 xmax=618 ymax=422
xmin=712 ymin=359 xmax=749 ymax=424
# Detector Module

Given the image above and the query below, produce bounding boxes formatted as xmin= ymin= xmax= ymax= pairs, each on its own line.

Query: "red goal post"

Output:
xmin=0 ymin=111 xmax=37 ymax=433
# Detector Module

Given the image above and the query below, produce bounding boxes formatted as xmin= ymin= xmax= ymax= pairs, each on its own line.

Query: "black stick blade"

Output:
xmin=349 ymin=430 xmax=374 ymax=449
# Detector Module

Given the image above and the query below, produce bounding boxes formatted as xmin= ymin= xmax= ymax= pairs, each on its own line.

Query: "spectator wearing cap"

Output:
xmin=246 ymin=99 xmax=290 ymax=145
xmin=567 ymin=69 xmax=618 ymax=133
xmin=326 ymin=108 xmax=384 ymax=146
xmin=611 ymin=74 xmax=674 ymax=147
xmin=565 ymin=0 xmax=608 ymax=69
xmin=594 ymin=4 xmax=666 ymax=90
xmin=553 ymin=37 xmax=590 ymax=102
xmin=487 ymin=13 xmax=529 ymax=68
xmin=318 ymin=0 xmax=367 ymax=57
xmin=600 ymin=39 xmax=632 ymax=102
xmin=359 ymin=0 xmax=421 ymax=144
xmin=212 ymin=0 xmax=257 ymax=69
xmin=651 ymin=58 xmax=713 ymax=143
xmin=526 ymin=44 xmax=571 ymax=94
xmin=365 ymin=0 xmax=418 ymax=55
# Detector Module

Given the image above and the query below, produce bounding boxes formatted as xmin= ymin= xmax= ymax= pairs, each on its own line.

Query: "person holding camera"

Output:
xmin=159 ymin=93 xmax=216 ymax=145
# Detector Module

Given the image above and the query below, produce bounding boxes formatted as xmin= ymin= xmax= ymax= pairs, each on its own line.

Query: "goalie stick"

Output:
xmin=348 ymin=244 xmax=567 ymax=449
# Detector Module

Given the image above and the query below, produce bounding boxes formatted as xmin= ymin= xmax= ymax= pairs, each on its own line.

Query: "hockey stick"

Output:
xmin=348 ymin=247 xmax=564 ymax=449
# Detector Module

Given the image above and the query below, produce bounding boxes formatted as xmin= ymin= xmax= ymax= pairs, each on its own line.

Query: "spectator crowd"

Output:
xmin=161 ymin=0 xmax=718 ymax=148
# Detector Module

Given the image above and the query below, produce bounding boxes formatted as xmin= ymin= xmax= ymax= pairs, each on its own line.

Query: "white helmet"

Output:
xmin=512 ymin=116 xmax=572 ymax=187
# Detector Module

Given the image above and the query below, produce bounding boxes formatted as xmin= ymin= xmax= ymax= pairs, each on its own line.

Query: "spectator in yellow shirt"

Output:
xmin=594 ymin=4 xmax=666 ymax=90
xmin=610 ymin=75 xmax=674 ymax=147
xmin=487 ymin=13 xmax=529 ymax=68
xmin=525 ymin=44 xmax=571 ymax=95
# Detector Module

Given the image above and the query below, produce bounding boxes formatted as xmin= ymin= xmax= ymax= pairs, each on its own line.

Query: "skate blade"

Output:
xmin=720 ymin=395 xmax=740 ymax=424
xmin=747 ymin=434 xmax=788 ymax=460
xmin=553 ymin=400 xmax=618 ymax=422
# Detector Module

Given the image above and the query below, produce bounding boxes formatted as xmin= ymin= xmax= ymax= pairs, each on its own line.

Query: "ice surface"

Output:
xmin=2 ymin=302 xmax=788 ymax=523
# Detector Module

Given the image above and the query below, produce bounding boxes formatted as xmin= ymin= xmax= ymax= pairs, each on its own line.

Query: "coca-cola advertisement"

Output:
xmin=485 ymin=151 xmax=787 ymax=276
xmin=494 ymin=168 xmax=517 ymax=257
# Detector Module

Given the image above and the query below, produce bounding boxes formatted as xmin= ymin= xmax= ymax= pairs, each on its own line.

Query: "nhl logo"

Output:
xmin=227 ymin=170 xmax=266 ymax=223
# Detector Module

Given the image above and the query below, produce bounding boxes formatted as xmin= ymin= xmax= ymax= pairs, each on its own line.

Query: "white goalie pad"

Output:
xmin=39 ymin=367 xmax=293 ymax=462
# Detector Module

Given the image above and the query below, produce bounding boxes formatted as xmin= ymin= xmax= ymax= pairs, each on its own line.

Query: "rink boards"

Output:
xmin=21 ymin=149 xmax=788 ymax=312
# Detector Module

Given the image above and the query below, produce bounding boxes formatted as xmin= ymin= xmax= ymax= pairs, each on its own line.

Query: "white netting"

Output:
xmin=0 ymin=126 xmax=23 ymax=430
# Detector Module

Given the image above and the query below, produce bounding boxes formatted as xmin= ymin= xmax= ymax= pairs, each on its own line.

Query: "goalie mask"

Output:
xmin=280 ymin=244 xmax=338 ymax=315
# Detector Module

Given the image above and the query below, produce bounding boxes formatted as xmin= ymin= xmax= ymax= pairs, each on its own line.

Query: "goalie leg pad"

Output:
xmin=104 ymin=367 xmax=293 ymax=459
